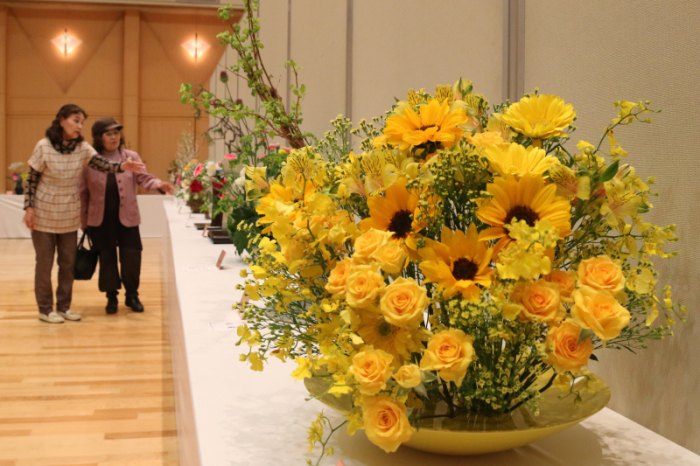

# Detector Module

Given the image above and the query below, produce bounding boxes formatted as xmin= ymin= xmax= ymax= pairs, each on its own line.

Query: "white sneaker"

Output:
xmin=57 ymin=310 xmax=81 ymax=321
xmin=39 ymin=312 xmax=64 ymax=323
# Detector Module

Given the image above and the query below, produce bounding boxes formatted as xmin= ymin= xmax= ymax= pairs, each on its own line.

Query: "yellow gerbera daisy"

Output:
xmin=476 ymin=173 xmax=572 ymax=252
xmin=382 ymin=98 xmax=468 ymax=152
xmin=356 ymin=311 xmax=425 ymax=364
xmin=359 ymin=177 xmax=421 ymax=244
xmin=501 ymin=94 xmax=576 ymax=141
xmin=419 ymin=224 xmax=494 ymax=300
xmin=483 ymin=142 xmax=560 ymax=178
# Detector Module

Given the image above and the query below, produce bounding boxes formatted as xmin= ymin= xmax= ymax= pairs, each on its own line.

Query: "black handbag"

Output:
xmin=74 ymin=231 xmax=98 ymax=280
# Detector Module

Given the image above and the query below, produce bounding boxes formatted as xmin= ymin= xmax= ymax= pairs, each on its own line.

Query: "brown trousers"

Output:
xmin=31 ymin=230 xmax=77 ymax=315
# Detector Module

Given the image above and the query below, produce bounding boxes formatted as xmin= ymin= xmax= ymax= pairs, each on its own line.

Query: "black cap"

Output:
xmin=92 ymin=117 xmax=123 ymax=139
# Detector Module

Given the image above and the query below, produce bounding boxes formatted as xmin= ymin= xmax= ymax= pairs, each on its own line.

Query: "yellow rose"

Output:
xmin=393 ymin=364 xmax=422 ymax=389
xmin=545 ymin=320 xmax=594 ymax=373
xmin=467 ymin=131 xmax=504 ymax=147
xmin=544 ymin=269 xmax=577 ymax=304
xmin=379 ymin=278 xmax=428 ymax=328
xmin=509 ymin=279 xmax=564 ymax=323
xmin=325 ymin=258 xmax=354 ymax=297
xmin=420 ymin=329 xmax=474 ymax=386
xmin=362 ymin=395 xmax=415 ymax=453
xmin=571 ymin=285 xmax=631 ymax=341
xmin=370 ymin=242 xmax=407 ymax=274
xmin=349 ymin=348 xmax=393 ymax=395
xmin=577 ymin=255 xmax=625 ymax=295
xmin=353 ymin=228 xmax=392 ymax=263
xmin=346 ymin=264 xmax=385 ymax=309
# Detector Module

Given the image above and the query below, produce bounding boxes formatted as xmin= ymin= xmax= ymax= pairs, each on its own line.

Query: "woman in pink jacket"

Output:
xmin=80 ymin=117 xmax=174 ymax=314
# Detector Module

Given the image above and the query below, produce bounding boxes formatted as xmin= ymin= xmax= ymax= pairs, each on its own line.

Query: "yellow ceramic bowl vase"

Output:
xmin=305 ymin=373 xmax=610 ymax=456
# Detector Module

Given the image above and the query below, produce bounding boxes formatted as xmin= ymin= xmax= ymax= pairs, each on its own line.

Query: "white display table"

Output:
xmin=162 ymin=199 xmax=700 ymax=466
xmin=0 ymin=194 xmax=170 ymax=238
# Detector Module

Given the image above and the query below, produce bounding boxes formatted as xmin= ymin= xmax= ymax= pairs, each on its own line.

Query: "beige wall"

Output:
xmin=524 ymin=0 xmax=700 ymax=454
xmin=0 ymin=1 xmax=238 ymax=191
xmin=208 ymin=0 xmax=503 ymax=158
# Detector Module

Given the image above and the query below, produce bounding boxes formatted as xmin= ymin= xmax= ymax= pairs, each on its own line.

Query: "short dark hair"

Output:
xmin=45 ymin=104 xmax=87 ymax=146
xmin=92 ymin=128 xmax=125 ymax=155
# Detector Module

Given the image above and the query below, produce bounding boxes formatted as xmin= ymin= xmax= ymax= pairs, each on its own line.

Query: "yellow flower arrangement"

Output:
xmin=232 ymin=82 xmax=684 ymax=460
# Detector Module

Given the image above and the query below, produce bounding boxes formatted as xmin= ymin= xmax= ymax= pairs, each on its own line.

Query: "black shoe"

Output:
xmin=106 ymin=296 xmax=118 ymax=314
xmin=125 ymin=296 xmax=144 ymax=313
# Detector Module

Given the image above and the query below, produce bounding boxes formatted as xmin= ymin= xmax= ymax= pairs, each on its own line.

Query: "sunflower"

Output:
xmin=476 ymin=173 xmax=572 ymax=252
xmin=382 ymin=98 xmax=468 ymax=152
xmin=356 ymin=311 xmax=425 ymax=364
xmin=419 ymin=224 xmax=494 ymax=300
xmin=359 ymin=177 xmax=421 ymax=247
xmin=501 ymin=94 xmax=575 ymax=141
xmin=483 ymin=142 xmax=560 ymax=178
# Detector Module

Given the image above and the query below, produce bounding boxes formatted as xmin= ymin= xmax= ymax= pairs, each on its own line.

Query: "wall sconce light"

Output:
xmin=52 ymin=29 xmax=82 ymax=56
xmin=181 ymin=34 xmax=209 ymax=60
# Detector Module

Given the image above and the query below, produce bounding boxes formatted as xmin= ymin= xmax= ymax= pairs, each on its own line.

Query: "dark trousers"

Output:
xmin=31 ymin=230 xmax=77 ymax=315
xmin=98 ymin=247 xmax=141 ymax=299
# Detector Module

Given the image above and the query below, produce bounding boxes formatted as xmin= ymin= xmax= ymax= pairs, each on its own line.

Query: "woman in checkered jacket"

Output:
xmin=23 ymin=104 xmax=146 ymax=324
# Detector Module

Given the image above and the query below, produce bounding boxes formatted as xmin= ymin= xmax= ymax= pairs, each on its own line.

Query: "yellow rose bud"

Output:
xmin=392 ymin=364 xmax=422 ymax=389
xmin=577 ymin=255 xmax=625 ymax=295
xmin=349 ymin=348 xmax=393 ymax=395
xmin=420 ymin=329 xmax=474 ymax=386
xmin=353 ymin=228 xmax=392 ymax=263
xmin=346 ymin=264 xmax=385 ymax=309
xmin=544 ymin=269 xmax=577 ymax=304
xmin=370 ymin=242 xmax=407 ymax=274
xmin=325 ymin=258 xmax=354 ymax=298
xmin=571 ymin=285 xmax=631 ymax=341
xmin=545 ymin=320 xmax=593 ymax=373
xmin=362 ymin=396 xmax=415 ymax=453
xmin=379 ymin=278 xmax=428 ymax=328
xmin=509 ymin=279 xmax=565 ymax=323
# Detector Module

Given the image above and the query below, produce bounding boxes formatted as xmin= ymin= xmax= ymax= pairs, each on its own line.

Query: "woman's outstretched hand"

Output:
xmin=24 ymin=207 xmax=35 ymax=231
xmin=157 ymin=181 xmax=176 ymax=195
xmin=121 ymin=158 xmax=146 ymax=173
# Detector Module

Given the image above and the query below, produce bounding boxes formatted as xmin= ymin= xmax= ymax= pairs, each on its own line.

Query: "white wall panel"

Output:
xmin=351 ymin=0 xmax=504 ymax=126
xmin=525 ymin=0 xmax=700 ymax=454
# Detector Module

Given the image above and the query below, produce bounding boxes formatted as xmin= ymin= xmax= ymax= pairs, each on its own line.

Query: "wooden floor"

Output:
xmin=0 ymin=239 xmax=179 ymax=466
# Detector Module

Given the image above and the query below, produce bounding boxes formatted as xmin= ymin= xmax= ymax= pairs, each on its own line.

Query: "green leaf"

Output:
xmin=421 ymin=371 xmax=437 ymax=383
xmin=598 ymin=160 xmax=619 ymax=183
xmin=413 ymin=383 xmax=428 ymax=398
xmin=577 ymin=328 xmax=596 ymax=345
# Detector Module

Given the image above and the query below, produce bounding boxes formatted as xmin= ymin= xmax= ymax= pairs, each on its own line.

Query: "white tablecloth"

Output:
xmin=162 ymin=199 xmax=700 ymax=466
xmin=0 ymin=194 xmax=171 ymax=238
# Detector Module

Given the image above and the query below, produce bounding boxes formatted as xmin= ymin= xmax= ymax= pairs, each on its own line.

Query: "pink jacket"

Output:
xmin=79 ymin=148 xmax=163 ymax=229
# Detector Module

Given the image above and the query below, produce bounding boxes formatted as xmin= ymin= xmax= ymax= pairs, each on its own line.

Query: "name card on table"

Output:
xmin=216 ymin=250 xmax=227 ymax=270
xmin=202 ymin=225 xmax=209 ymax=237
xmin=209 ymin=321 xmax=240 ymax=332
